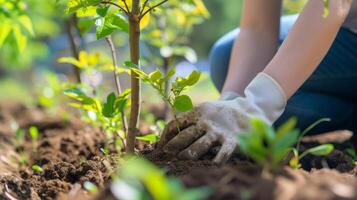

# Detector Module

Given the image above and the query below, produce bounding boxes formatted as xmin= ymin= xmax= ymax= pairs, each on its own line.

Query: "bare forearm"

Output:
xmin=222 ymin=30 xmax=279 ymax=94
xmin=222 ymin=0 xmax=281 ymax=95
xmin=264 ymin=0 xmax=352 ymax=98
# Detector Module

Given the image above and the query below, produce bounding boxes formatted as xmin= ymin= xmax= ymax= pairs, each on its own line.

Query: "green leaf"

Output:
xmin=96 ymin=14 xmax=128 ymax=39
xmin=163 ymin=68 xmax=175 ymax=81
xmin=0 ymin=20 xmax=12 ymax=47
xmin=29 ymin=126 xmax=39 ymax=141
xmin=185 ymin=71 xmax=201 ymax=86
xmin=149 ymin=69 xmax=163 ymax=82
xmin=306 ymin=144 xmax=334 ymax=156
xmin=13 ymin=25 xmax=27 ymax=52
xmin=102 ymin=92 xmax=116 ymax=118
xmin=78 ymin=18 xmax=97 ymax=35
xmin=15 ymin=128 xmax=25 ymax=143
xmin=96 ymin=6 xmax=109 ymax=17
xmin=136 ymin=134 xmax=160 ymax=142
xmin=32 ymin=165 xmax=44 ymax=172
xmin=238 ymin=132 xmax=267 ymax=163
xmin=18 ymin=15 xmax=34 ymax=35
xmin=66 ymin=0 xmax=102 ymax=14
xmin=156 ymin=120 xmax=166 ymax=130
xmin=173 ymin=95 xmax=193 ymax=112
xmin=250 ymin=118 xmax=275 ymax=145
xmin=276 ymin=117 xmax=297 ymax=139
xmin=124 ymin=61 xmax=138 ymax=68
xmin=130 ymin=68 xmax=149 ymax=79
xmin=58 ymin=57 xmax=82 ymax=67
xmin=64 ymin=88 xmax=96 ymax=105
xmin=272 ymin=130 xmax=299 ymax=164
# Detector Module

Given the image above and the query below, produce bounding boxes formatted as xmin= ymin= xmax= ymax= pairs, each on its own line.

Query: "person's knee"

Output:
xmin=209 ymin=40 xmax=230 ymax=91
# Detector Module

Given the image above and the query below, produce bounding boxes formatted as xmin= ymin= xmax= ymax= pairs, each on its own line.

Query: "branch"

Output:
xmin=139 ymin=0 xmax=149 ymax=16
xmin=105 ymin=36 xmax=128 ymax=133
xmin=122 ymin=0 xmax=131 ymax=13
xmin=101 ymin=1 xmax=129 ymax=14
xmin=140 ymin=0 xmax=168 ymax=19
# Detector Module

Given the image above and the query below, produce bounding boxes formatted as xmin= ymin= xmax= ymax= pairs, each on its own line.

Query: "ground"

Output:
xmin=0 ymin=102 xmax=356 ymax=200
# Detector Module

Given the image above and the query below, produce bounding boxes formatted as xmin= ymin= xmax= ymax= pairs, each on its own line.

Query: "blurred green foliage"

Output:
xmin=0 ymin=0 xmax=61 ymax=69
xmin=111 ymin=157 xmax=211 ymax=200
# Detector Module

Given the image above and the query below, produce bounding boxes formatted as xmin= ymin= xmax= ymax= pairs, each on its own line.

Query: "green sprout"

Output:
xmin=289 ymin=118 xmax=334 ymax=169
xmin=31 ymin=164 xmax=44 ymax=173
xmin=29 ymin=126 xmax=39 ymax=152
xmin=238 ymin=118 xmax=334 ymax=172
xmin=14 ymin=128 xmax=25 ymax=147
xmin=111 ymin=157 xmax=211 ymax=200
xmin=83 ymin=181 xmax=99 ymax=194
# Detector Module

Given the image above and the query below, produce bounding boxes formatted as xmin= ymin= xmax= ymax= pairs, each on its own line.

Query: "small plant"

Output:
xmin=289 ymin=144 xmax=334 ymax=168
xmin=31 ymin=164 xmax=44 ymax=173
xmin=289 ymin=118 xmax=334 ymax=169
xmin=238 ymin=118 xmax=299 ymax=172
xmin=111 ymin=156 xmax=211 ymax=200
xmin=83 ymin=181 xmax=99 ymax=194
xmin=29 ymin=126 xmax=39 ymax=152
xmin=64 ymin=87 xmax=130 ymax=150
xmin=10 ymin=123 xmax=29 ymax=166
xmin=238 ymin=118 xmax=334 ymax=172
xmin=130 ymin=67 xmax=201 ymax=113
xmin=14 ymin=127 xmax=25 ymax=147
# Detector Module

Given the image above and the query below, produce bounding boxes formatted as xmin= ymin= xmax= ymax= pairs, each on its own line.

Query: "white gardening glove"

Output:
xmin=219 ymin=91 xmax=241 ymax=101
xmin=159 ymin=72 xmax=286 ymax=164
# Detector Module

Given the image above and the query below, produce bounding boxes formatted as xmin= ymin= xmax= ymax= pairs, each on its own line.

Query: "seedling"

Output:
xmin=31 ymin=165 xmax=44 ymax=173
xmin=111 ymin=157 xmax=211 ymax=200
xmin=65 ymin=88 xmax=130 ymax=151
xmin=29 ymin=126 xmax=39 ymax=152
xmin=14 ymin=128 xmax=25 ymax=147
xmin=83 ymin=181 xmax=99 ymax=194
xmin=289 ymin=118 xmax=334 ymax=169
xmin=130 ymin=67 xmax=201 ymax=113
xmin=238 ymin=118 xmax=299 ymax=172
xmin=238 ymin=117 xmax=334 ymax=172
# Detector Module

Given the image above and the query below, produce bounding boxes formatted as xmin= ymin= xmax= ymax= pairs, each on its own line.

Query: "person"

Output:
xmin=159 ymin=0 xmax=357 ymax=164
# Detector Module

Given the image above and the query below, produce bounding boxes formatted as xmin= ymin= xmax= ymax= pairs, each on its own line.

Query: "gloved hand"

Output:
xmin=159 ymin=72 xmax=287 ymax=164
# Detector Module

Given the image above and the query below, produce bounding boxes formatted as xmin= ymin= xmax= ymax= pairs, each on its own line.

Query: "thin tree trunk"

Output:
xmin=126 ymin=0 xmax=141 ymax=153
xmin=65 ymin=15 xmax=81 ymax=83
xmin=162 ymin=57 xmax=171 ymax=120
xmin=105 ymin=36 xmax=128 ymax=133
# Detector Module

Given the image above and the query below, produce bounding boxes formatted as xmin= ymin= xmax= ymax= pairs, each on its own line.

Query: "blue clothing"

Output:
xmin=209 ymin=15 xmax=357 ymax=136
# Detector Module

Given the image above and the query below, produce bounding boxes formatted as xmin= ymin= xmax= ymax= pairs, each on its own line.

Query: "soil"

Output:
xmin=0 ymin=103 xmax=111 ymax=200
xmin=0 ymin=102 xmax=356 ymax=200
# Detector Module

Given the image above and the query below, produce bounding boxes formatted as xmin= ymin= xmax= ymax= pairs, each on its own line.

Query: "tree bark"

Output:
xmin=126 ymin=0 xmax=141 ymax=153
xmin=65 ymin=15 xmax=81 ymax=83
